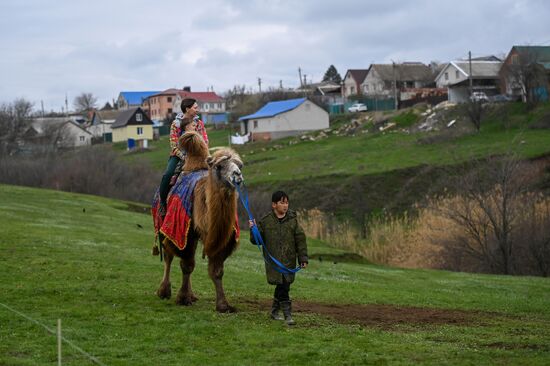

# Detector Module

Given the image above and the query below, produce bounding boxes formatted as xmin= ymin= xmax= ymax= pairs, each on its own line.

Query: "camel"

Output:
xmin=153 ymin=132 xmax=243 ymax=312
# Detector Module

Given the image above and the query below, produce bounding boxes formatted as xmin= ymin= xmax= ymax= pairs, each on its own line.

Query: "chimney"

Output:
xmin=183 ymin=86 xmax=191 ymax=92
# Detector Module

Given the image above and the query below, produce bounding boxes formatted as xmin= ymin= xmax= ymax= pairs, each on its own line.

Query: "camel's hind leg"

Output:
xmin=176 ymin=237 xmax=199 ymax=306
xmin=208 ymin=255 xmax=236 ymax=313
xmin=157 ymin=247 xmax=174 ymax=299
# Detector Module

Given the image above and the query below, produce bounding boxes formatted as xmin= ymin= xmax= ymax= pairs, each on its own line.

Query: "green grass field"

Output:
xmin=1 ymin=184 xmax=550 ymax=365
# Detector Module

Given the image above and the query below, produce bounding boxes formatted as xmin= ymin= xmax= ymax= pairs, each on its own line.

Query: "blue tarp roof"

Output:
xmin=120 ymin=91 xmax=161 ymax=105
xmin=238 ymin=98 xmax=306 ymax=121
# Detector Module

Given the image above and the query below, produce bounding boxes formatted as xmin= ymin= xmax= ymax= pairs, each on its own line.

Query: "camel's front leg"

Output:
xmin=176 ymin=239 xmax=199 ymax=306
xmin=208 ymin=257 xmax=236 ymax=313
xmin=157 ymin=249 xmax=174 ymax=299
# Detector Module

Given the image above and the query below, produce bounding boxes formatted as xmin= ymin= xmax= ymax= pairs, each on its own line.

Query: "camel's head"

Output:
xmin=207 ymin=148 xmax=243 ymax=189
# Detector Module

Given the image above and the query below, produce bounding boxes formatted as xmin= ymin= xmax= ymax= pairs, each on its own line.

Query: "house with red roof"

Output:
xmin=141 ymin=87 xmax=227 ymax=125
xmin=141 ymin=88 xmax=180 ymax=122
xmin=173 ymin=89 xmax=227 ymax=125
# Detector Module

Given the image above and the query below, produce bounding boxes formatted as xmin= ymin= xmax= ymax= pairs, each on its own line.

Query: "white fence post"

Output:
xmin=57 ymin=319 xmax=62 ymax=366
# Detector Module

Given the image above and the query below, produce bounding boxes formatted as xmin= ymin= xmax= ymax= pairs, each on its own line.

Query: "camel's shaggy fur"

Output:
xmin=157 ymin=132 xmax=243 ymax=312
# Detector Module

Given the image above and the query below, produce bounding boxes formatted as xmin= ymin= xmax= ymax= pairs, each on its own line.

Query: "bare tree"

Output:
xmin=435 ymin=155 xmax=550 ymax=275
xmin=464 ymin=99 xmax=484 ymax=132
xmin=73 ymin=92 xmax=98 ymax=112
xmin=0 ymin=98 xmax=34 ymax=155
xmin=501 ymin=47 xmax=548 ymax=108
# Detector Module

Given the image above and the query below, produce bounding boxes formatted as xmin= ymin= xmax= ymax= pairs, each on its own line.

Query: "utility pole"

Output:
xmin=65 ymin=93 xmax=69 ymax=116
xmin=41 ymin=100 xmax=44 ymax=117
xmin=257 ymin=77 xmax=262 ymax=93
xmin=468 ymin=51 xmax=473 ymax=97
xmin=298 ymin=67 xmax=303 ymax=87
xmin=303 ymin=74 xmax=307 ymax=86
xmin=279 ymin=80 xmax=283 ymax=90
xmin=392 ymin=61 xmax=398 ymax=110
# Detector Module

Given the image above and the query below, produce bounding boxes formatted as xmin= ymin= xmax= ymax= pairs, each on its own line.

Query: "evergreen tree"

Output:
xmin=322 ymin=65 xmax=342 ymax=83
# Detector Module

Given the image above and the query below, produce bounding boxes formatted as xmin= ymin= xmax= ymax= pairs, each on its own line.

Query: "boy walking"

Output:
xmin=249 ymin=191 xmax=308 ymax=325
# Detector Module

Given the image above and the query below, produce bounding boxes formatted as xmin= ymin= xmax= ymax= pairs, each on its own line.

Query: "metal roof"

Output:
xmin=119 ymin=91 xmax=161 ymax=105
xmin=238 ymin=98 xmax=306 ymax=121
xmin=112 ymin=107 xmax=152 ymax=128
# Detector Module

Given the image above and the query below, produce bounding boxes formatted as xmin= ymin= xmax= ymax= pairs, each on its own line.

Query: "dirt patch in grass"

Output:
xmin=242 ymin=299 xmax=498 ymax=329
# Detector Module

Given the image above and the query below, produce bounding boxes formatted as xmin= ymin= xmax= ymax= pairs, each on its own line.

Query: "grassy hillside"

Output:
xmin=118 ymin=103 xmax=550 ymax=221
xmin=1 ymin=184 xmax=550 ymax=365
xmin=126 ymin=103 xmax=550 ymax=185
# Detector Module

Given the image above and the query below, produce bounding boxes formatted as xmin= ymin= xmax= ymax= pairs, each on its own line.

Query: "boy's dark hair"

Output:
xmin=181 ymin=98 xmax=197 ymax=113
xmin=272 ymin=190 xmax=289 ymax=203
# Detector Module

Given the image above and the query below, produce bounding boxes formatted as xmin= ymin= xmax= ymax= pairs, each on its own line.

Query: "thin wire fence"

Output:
xmin=0 ymin=302 xmax=107 ymax=366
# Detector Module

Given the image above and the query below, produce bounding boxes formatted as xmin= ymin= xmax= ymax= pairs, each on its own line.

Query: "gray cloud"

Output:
xmin=0 ymin=0 xmax=549 ymax=110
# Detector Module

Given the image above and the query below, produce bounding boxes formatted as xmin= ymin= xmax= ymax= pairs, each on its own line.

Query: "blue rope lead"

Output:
xmin=235 ymin=181 xmax=301 ymax=275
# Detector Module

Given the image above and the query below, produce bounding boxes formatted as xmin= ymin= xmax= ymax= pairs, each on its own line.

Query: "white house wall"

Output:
xmin=449 ymin=87 xmax=469 ymax=103
xmin=64 ymin=123 xmax=92 ymax=147
xmin=244 ymin=100 xmax=329 ymax=136
xmin=362 ymin=69 xmax=387 ymax=95
xmin=343 ymin=74 xmax=358 ymax=96
xmin=435 ymin=63 xmax=468 ymax=88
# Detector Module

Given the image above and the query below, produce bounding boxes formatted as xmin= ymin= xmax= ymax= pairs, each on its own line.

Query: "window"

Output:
xmin=79 ymin=136 xmax=85 ymax=142
xmin=167 ymin=97 xmax=172 ymax=102
xmin=350 ymin=86 xmax=355 ymax=94
xmin=455 ymin=70 xmax=459 ymax=79
xmin=444 ymin=72 xmax=449 ymax=81
xmin=137 ymin=127 xmax=143 ymax=135
xmin=253 ymin=120 xmax=258 ymax=128
xmin=136 ymin=113 xmax=142 ymax=122
xmin=204 ymin=103 xmax=209 ymax=110
xmin=511 ymin=54 xmax=519 ymax=65
xmin=168 ymin=108 xmax=172 ymax=114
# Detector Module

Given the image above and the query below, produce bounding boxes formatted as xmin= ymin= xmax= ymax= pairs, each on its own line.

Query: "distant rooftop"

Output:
xmin=119 ymin=91 xmax=161 ymax=105
xmin=239 ymin=98 xmax=307 ymax=121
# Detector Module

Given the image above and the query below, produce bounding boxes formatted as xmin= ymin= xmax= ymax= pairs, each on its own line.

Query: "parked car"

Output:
xmin=489 ymin=94 xmax=513 ymax=103
xmin=348 ymin=103 xmax=368 ymax=112
xmin=470 ymin=92 xmax=489 ymax=103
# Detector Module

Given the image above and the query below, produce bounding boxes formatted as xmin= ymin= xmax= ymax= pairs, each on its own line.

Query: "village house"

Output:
xmin=342 ymin=69 xmax=369 ymax=97
xmin=111 ymin=107 xmax=153 ymax=147
xmin=23 ymin=118 xmax=93 ymax=151
xmin=361 ymin=62 xmax=435 ymax=97
xmin=238 ymin=98 xmax=329 ymax=141
xmin=499 ymin=45 xmax=550 ymax=102
xmin=141 ymin=88 xmax=179 ymax=122
xmin=86 ymin=110 xmax=121 ymax=143
xmin=435 ymin=59 xmax=503 ymax=103
xmin=117 ymin=91 xmax=161 ymax=110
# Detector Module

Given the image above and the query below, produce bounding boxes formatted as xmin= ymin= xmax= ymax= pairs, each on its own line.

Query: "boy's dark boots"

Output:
xmin=281 ymin=300 xmax=295 ymax=325
xmin=270 ymin=299 xmax=283 ymax=320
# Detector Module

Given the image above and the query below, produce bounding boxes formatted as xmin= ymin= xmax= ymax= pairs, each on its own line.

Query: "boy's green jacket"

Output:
xmin=250 ymin=209 xmax=308 ymax=285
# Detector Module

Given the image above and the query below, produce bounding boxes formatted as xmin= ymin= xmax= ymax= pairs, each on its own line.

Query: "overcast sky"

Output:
xmin=1 ymin=0 xmax=549 ymax=111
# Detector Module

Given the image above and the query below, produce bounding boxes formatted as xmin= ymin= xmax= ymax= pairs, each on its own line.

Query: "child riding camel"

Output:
xmin=159 ymin=98 xmax=209 ymax=211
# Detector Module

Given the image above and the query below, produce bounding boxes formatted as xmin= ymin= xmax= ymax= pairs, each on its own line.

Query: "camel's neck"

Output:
xmin=208 ymin=173 xmax=236 ymax=222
